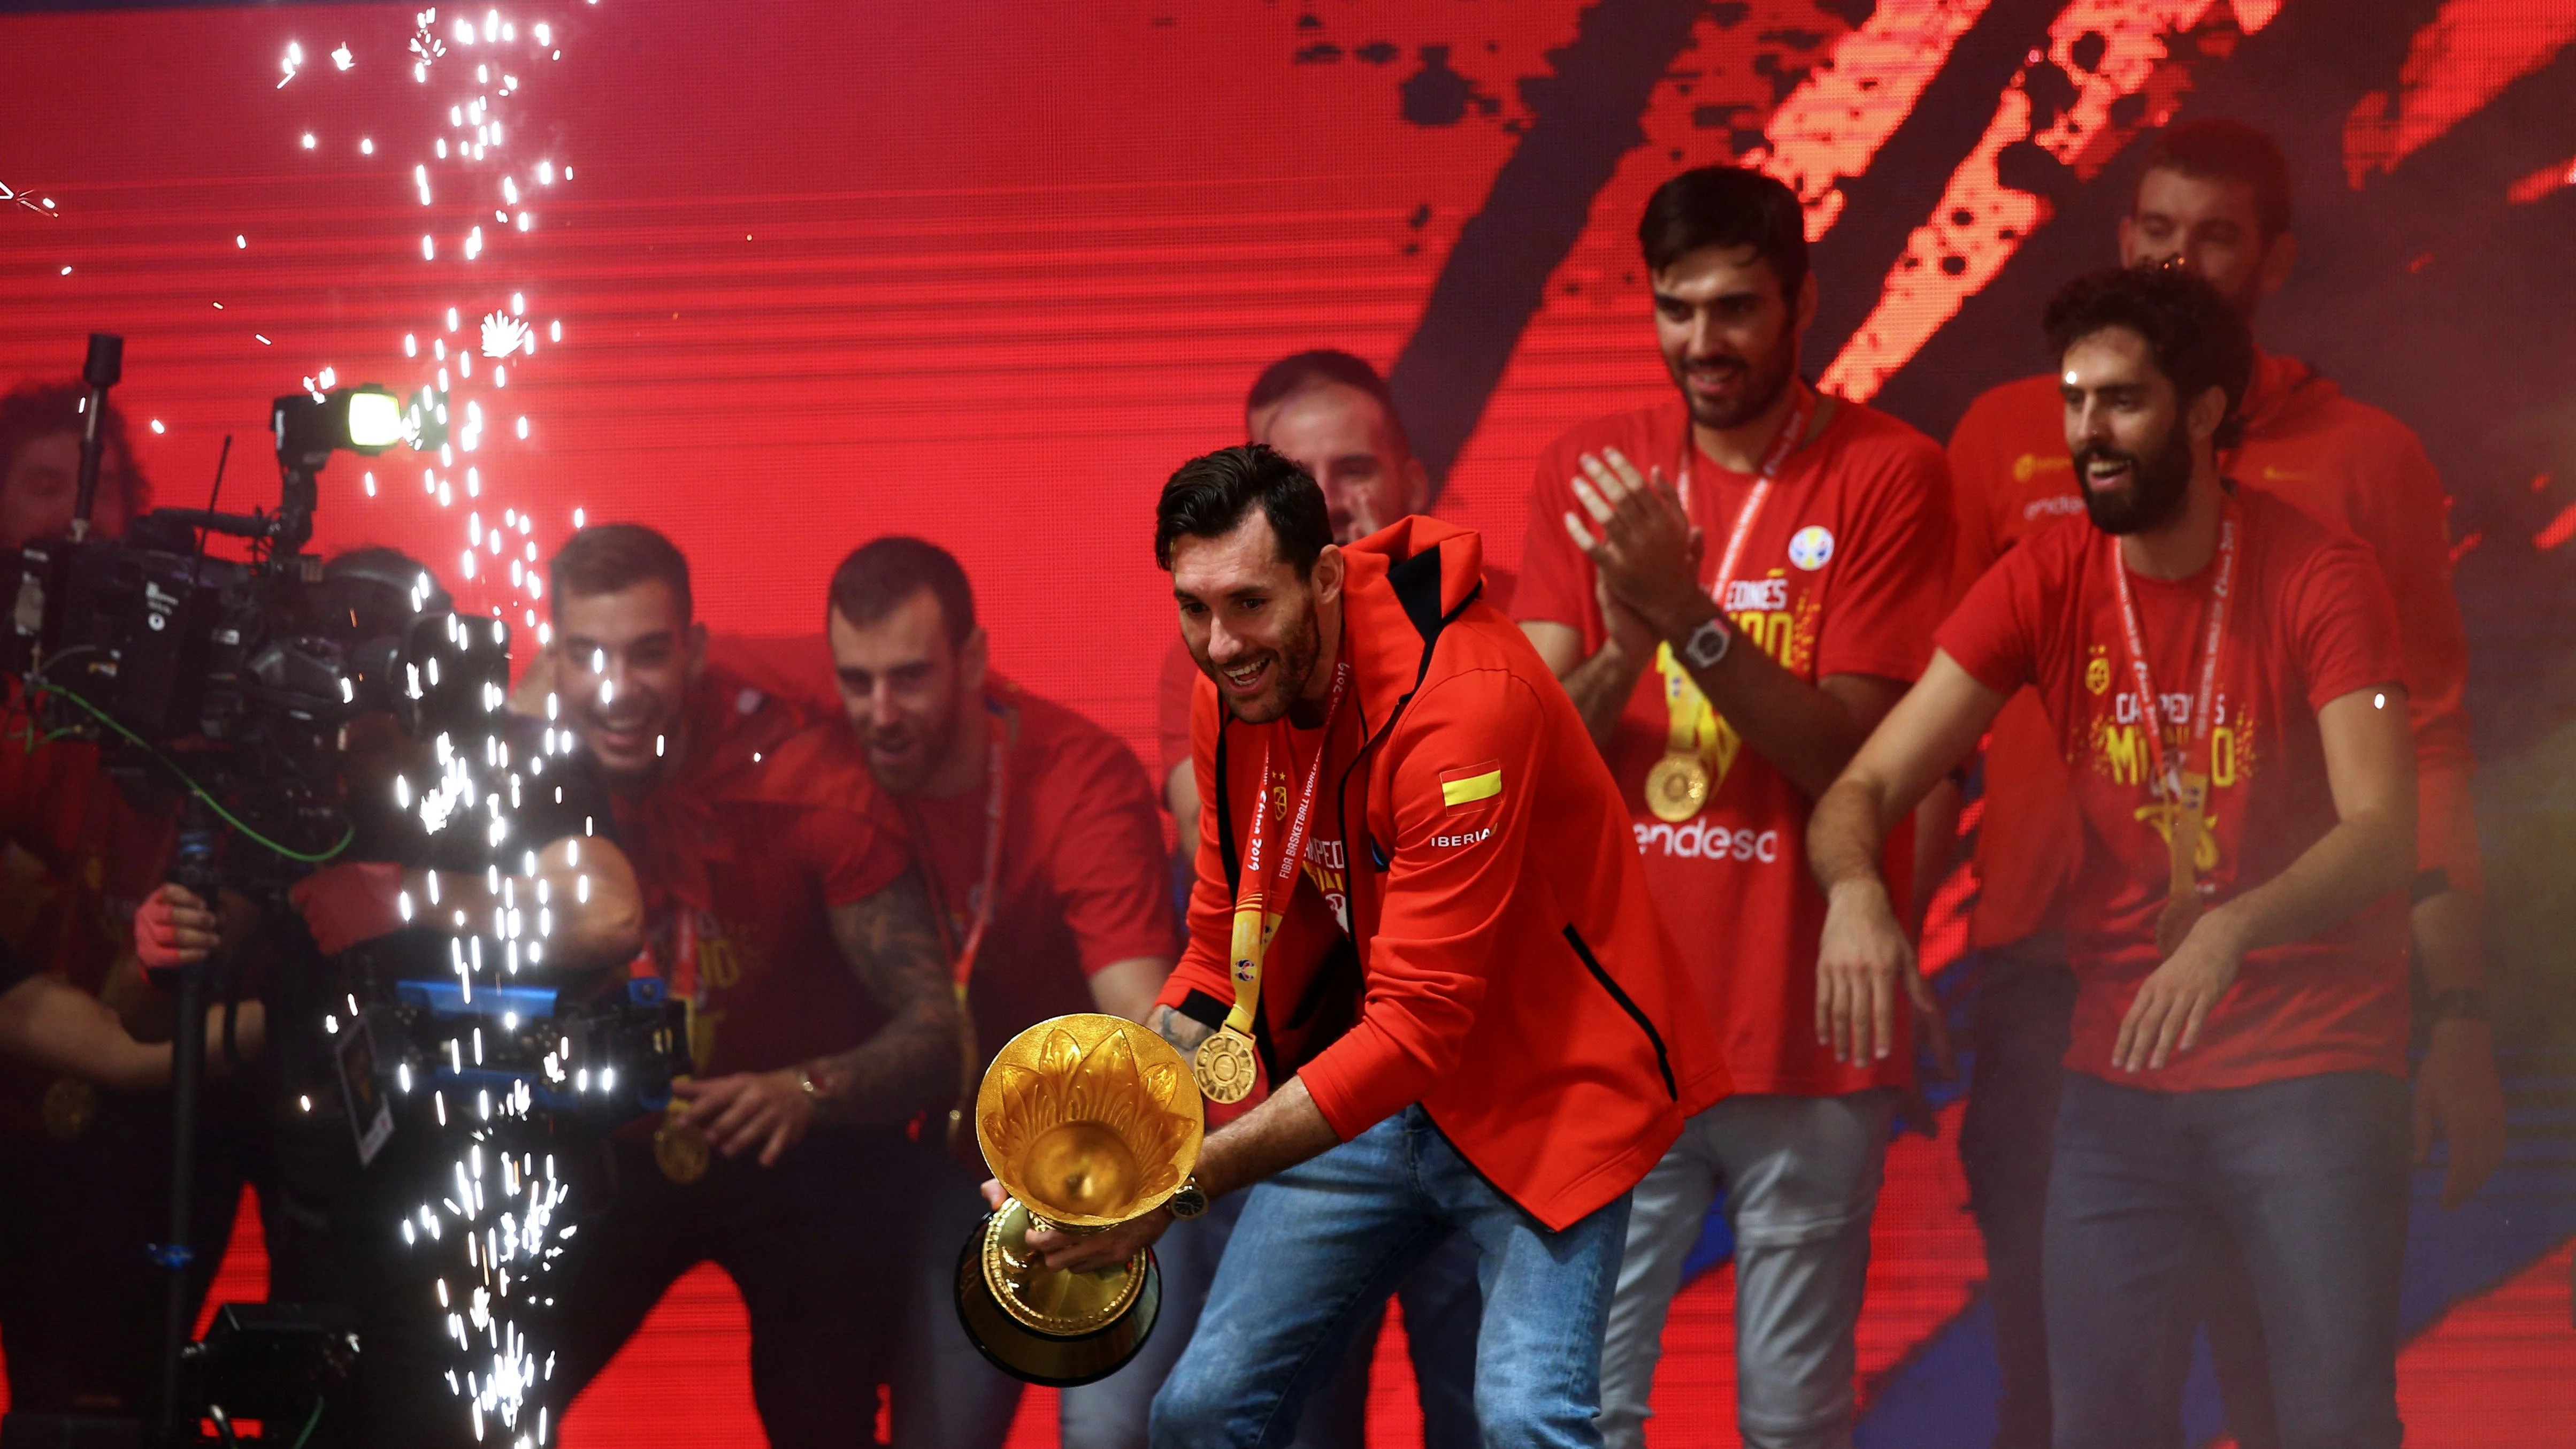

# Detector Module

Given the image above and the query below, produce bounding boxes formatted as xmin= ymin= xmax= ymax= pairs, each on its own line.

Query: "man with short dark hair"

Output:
xmin=1046 ymin=444 xmax=1723 ymax=1449
xmin=1153 ymin=349 xmax=1492 ymax=1449
xmin=533 ymin=523 xmax=962 ymax=1449
xmin=1813 ymin=265 xmax=2416 ymax=1449
xmin=791 ymin=535 xmax=1185 ymax=1449
xmin=1516 ymin=165 xmax=1953 ymax=1449
xmin=1937 ymin=117 xmax=2502 ymax=1447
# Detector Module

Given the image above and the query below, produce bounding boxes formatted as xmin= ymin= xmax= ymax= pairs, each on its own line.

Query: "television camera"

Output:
xmin=0 ymin=334 xmax=686 ymax=1447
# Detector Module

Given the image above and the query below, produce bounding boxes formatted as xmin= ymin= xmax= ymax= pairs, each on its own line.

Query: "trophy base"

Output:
xmin=952 ymin=1208 xmax=1163 ymax=1387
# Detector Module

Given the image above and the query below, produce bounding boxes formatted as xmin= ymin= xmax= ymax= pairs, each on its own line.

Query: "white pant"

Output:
xmin=1598 ymin=1091 xmax=1894 ymax=1449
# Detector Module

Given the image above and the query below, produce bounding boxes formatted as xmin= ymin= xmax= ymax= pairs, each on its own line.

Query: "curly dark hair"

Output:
xmin=2043 ymin=264 xmax=2256 ymax=449
xmin=0 ymin=378 xmax=154 ymax=523
xmin=1154 ymin=444 xmax=1330 ymax=577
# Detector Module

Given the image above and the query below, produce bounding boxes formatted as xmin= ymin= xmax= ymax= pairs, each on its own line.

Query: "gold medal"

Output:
xmin=1644 ymin=752 xmax=1712 ymax=823
xmin=1191 ymin=1028 xmax=1258 ymax=1105
xmin=41 ymin=1078 xmax=96 ymax=1142
xmin=653 ymin=1104 xmax=710 ymax=1184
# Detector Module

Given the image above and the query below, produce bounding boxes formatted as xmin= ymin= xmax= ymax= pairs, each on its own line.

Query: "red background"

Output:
xmin=3 ymin=0 xmax=2574 ymax=1444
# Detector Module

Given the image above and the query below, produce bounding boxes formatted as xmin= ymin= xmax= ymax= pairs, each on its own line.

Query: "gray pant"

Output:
xmin=1598 ymin=1091 xmax=1895 ymax=1449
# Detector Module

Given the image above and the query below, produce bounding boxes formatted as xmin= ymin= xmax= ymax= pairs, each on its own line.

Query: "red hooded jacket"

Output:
xmin=1159 ymin=517 xmax=1730 ymax=1230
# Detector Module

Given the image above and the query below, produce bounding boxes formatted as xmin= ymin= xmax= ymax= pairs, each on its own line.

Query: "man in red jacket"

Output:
xmin=1936 ymin=118 xmax=2504 ymax=1448
xmin=1022 ymin=445 xmax=1726 ymax=1449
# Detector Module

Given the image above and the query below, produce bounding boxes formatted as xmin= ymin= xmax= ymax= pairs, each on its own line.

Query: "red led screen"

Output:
xmin=2 ymin=1 xmax=2572 ymax=1444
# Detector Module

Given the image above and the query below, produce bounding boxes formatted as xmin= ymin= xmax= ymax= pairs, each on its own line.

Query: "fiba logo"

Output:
xmin=1787 ymin=525 xmax=1835 ymax=571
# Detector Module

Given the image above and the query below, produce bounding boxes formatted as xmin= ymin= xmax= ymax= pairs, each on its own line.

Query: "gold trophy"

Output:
xmin=954 ymin=1013 xmax=1205 ymax=1386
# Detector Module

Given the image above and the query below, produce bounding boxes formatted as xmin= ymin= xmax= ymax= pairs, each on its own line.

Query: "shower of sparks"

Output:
xmin=251 ymin=9 xmax=595 ymax=1443
xmin=480 ymin=311 xmax=532 ymax=358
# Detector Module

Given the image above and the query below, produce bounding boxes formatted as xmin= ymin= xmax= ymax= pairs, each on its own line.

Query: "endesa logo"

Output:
xmin=1634 ymin=819 xmax=1781 ymax=862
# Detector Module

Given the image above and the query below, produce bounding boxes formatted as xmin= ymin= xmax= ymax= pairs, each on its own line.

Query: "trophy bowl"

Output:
xmin=953 ymin=1013 xmax=1204 ymax=1386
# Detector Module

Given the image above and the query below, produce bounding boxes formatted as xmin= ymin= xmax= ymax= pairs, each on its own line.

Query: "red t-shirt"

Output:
xmin=1157 ymin=563 xmax=1516 ymax=787
xmin=1948 ymin=351 xmax=2479 ymax=948
xmin=1517 ymin=397 xmax=1953 ymax=1094
xmin=611 ymin=670 xmax=912 ymax=1079
xmin=898 ymin=684 xmax=1175 ymax=1072
xmin=1936 ymin=489 xmax=2410 ymax=1090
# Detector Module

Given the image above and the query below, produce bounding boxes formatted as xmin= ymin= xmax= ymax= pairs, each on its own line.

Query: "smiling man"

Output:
xmin=1812 ymin=266 xmax=2416 ymax=1449
xmin=530 ymin=523 xmax=961 ymax=1449
xmin=1936 ymin=118 xmax=2502 ymax=1449
xmin=807 ymin=535 xmax=1187 ymax=1449
xmin=1514 ymin=164 xmax=1954 ymax=1449
xmin=1036 ymin=444 xmax=1724 ymax=1449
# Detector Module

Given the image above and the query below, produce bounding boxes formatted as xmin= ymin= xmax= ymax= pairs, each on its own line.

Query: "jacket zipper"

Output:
xmin=1561 ymin=924 xmax=1677 ymax=1100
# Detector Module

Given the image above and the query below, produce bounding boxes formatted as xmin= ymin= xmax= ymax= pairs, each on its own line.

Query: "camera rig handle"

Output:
xmin=70 ymin=332 xmax=122 ymax=541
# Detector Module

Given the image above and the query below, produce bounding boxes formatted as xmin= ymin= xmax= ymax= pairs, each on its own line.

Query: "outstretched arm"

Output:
xmin=1810 ymin=653 xmax=2008 ymax=1064
xmin=2112 ymin=685 xmax=2415 ymax=1072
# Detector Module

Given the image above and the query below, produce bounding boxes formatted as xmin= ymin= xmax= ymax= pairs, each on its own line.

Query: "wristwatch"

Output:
xmin=1678 ymin=614 xmax=1734 ymax=671
xmin=794 ymin=1065 xmax=822 ymax=1100
xmin=1166 ymin=1174 xmax=1210 ymax=1220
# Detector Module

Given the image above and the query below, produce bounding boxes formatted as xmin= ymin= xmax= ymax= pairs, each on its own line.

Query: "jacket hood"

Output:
xmin=2238 ymin=348 xmax=2340 ymax=438
xmin=1333 ymin=516 xmax=1489 ymax=729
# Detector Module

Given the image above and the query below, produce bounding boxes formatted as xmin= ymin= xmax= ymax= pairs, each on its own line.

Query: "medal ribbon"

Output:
xmin=1659 ymin=387 xmax=1816 ymax=754
xmin=2107 ymin=500 xmax=2241 ymax=908
xmin=922 ymin=700 xmax=1014 ymax=1144
xmin=1221 ymin=661 xmax=1352 ymax=1041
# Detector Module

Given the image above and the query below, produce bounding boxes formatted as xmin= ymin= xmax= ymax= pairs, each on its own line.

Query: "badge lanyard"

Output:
xmin=2107 ymin=500 xmax=2241 ymax=912
xmin=1195 ymin=661 xmax=1350 ymax=1103
xmin=1657 ymin=387 xmax=1815 ymax=758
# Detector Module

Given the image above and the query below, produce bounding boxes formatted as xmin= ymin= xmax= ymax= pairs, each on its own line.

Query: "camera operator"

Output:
xmin=527 ymin=524 xmax=959 ymax=1449
xmin=0 ymin=377 xmax=263 ymax=1424
xmin=136 ymin=547 xmax=645 ymax=1448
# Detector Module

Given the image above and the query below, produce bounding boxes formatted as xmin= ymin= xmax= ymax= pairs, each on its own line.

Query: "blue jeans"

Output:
xmin=1963 ymin=942 xmax=2280 ymax=1449
xmin=1151 ymin=1106 xmax=1631 ymax=1449
xmin=2045 ymin=1070 xmax=2409 ymax=1449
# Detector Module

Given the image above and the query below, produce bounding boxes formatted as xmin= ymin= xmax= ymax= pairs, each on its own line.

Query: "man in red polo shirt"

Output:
xmin=1516 ymin=165 xmax=1951 ymax=1449
xmin=1937 ymin=118 xmax=2504 ymax=1447
xmin=532 ymin=524 xmax=961 ymax=1449
xmin=788 ymin=535 xmax=1192 ymax=1449
xmin=1814 ymin=264 xmax=2416 ymax=1449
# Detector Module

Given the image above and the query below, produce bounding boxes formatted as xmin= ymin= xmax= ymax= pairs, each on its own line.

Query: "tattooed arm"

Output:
xmin=671 ymin=868 xmax=960 ymax=1164
xmin=804 ymin=868 xmax=962 ymax=1129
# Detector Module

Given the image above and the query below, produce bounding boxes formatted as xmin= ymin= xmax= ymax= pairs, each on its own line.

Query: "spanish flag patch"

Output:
xmin=1438 ymin=761 xmax=1504 ymax=810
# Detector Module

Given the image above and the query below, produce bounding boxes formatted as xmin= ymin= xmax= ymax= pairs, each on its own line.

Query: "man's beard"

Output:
xmin=1671 ymin=332 xmax=1798 ymax=433
xmin=858 ymin=695 xmax=961 ymax=795
xmin=1199 ymin=599 xmax=1323 ymax=726
xmin=2077 ymin=424 xmax=2195 ymax=536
